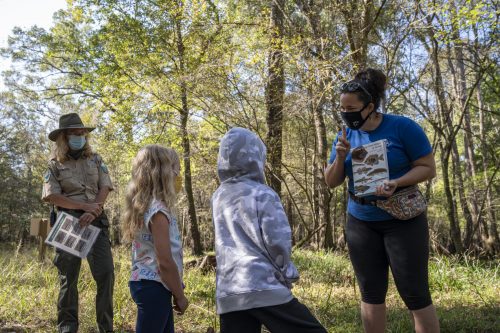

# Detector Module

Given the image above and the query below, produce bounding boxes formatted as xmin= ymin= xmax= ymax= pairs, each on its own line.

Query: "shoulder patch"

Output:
xmin=100 ymin=162 xmax=109 ymax=174
xmin=43 ymin=170 xmax=52 ymax=183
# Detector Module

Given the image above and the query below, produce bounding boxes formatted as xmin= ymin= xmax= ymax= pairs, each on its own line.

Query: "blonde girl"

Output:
xmin=122 ymin=144 xmax=188 ymax=333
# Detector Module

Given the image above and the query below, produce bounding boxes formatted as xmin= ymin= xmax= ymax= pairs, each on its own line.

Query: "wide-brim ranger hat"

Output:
xmin=48 ymin=113 xmax=95 ymax=141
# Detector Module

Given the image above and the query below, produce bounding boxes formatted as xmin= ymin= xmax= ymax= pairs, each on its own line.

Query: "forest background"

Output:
xmin=1 ymin=0 xmax=498 ymax=256
xmin=0 ymin=1 xmax=499 ymax=332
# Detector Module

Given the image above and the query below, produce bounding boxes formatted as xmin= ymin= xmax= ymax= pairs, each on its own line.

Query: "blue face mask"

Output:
xmin=67 ymin=135 xmax=86 ymax=150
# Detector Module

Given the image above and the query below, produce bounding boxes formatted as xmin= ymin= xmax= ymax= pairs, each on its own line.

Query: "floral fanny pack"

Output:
xmin=350 ymin=185 xmax=427 ymax=220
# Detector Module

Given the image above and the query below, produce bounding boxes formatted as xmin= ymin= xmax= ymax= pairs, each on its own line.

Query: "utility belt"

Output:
xmin=57 ymin=207 xmax=110 ymax=228
xmin=348 ymin=192 xmax=377 ymax=205
xmin=348 ymin=186 xmax=410 ymax=205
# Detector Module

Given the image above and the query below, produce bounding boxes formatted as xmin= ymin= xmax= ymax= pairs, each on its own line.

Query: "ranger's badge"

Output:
xmin=43 ymin=170 xmax=51 ymax=183
xmin=101 ymin=163 xmax=109 ymax=174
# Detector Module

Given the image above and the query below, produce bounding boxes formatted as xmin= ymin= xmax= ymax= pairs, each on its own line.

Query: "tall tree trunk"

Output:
xmin=340 ymin=184 xmax=348 ymax=250
xmin=298 ymin=0 xmax=334 ymax=249
xmin=332 ymin=188 xmax=338 ymax=248
xmin=425 ymin=19 xmax=464 ymax=252
xmin=451 ymin=143 xmax=474 ymax=248
xmin=311 ymin=131 xmax=320 ymax=247
xmin=477 ymin=80 xmax=500 ymax=253
xmin=314 ymin=111 xmax=333 ymax=249
xmin=266 ymin=0 xmax=285 ymax=195
xmin=449 ymin=4 xmax=482 ymax=247
xmin=441 ymin=151 xmax=463 ymax=253
xmin=175 ymin=15 xmax=203 ymax=256
xmin=311 ymin=98 xmax=333 ymax=249
xmin=265 ymin=0 xmax=285 ymax=196
xmin=473 ymin=23 xmax=500 ymax=253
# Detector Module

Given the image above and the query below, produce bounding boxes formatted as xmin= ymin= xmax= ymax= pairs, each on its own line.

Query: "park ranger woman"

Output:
xmin=42 ymin=113 xmax=114 ymax=333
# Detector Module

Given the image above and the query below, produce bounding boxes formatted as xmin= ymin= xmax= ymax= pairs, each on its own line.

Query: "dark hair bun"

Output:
xmin=354 ymin=68 xmax=387 ymax=111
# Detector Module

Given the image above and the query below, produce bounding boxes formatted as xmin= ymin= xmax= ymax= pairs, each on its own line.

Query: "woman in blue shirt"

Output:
xmin=325 ymin=69 xmax=440 ymax=333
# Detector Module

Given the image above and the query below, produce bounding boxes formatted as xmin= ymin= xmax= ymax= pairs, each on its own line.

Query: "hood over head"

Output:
xmin=217 ymin=127 xmax=266 ymax=183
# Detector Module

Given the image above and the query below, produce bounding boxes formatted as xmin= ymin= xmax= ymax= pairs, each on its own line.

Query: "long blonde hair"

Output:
xmin=51 ymin=131 xmax=93 ymax=162
xmin=122 ymin=144 xmax=180 ymax=242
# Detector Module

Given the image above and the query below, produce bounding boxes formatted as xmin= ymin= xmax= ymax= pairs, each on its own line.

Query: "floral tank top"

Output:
xmin=130 ymin=200 xmax=183 ymax=288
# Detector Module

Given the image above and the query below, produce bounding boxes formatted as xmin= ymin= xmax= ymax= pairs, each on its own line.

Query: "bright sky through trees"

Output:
xmin=0 ymin=0 xmax=66 ymax=74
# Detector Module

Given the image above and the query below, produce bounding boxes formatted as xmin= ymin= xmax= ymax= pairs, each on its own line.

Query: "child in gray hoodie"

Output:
xmin=212 ymin=127 xmax=327 ymax=333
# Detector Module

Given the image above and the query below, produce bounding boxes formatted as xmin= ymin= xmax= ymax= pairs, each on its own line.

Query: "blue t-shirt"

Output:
xmin=329 ymin=114 xmax=432 ymax=221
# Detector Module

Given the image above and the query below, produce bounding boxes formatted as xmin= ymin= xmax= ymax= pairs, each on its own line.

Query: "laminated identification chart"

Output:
xmin=45 ymin=211 xmax=100 ymax=258
xmin=351 ymin=139 xmax=389 ymax=197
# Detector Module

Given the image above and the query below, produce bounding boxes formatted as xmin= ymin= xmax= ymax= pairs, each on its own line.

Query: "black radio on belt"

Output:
xmin=50 ymin=205 xmax=57 ymax=227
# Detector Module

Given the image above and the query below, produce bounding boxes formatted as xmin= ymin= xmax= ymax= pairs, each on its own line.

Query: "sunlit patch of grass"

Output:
xmin=0 ymin=245 xmax=499 ymax=332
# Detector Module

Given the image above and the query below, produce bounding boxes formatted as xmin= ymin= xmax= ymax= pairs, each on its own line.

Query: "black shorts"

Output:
xmin=220 ymin=298 xmax=327 ymax=333
xmin=346 ymin=213 xmax=432 ymax=310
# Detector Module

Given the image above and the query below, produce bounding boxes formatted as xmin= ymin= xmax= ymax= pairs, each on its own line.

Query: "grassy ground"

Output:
xmin=0 ymin=245 xmax=498 ymax=333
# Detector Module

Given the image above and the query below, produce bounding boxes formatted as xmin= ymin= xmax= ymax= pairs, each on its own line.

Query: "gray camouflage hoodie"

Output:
xmin=212 ymin=127 xmax=299 ymax=314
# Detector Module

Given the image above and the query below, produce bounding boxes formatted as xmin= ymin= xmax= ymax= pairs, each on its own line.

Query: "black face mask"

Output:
xmin=340 ymin=104 xmax=374 ymax=130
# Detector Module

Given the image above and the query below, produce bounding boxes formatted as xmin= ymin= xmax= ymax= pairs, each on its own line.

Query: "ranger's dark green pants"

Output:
xmin=53 ymin=210 xmax=114 ymax=333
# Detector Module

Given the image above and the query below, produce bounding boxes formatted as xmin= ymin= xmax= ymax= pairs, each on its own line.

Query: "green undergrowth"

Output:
xmin=0 ymin=245 xmax=498 ymax=332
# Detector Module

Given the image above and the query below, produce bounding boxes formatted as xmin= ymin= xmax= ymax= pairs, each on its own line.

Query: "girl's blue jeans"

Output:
xmin=129 ymin=280 xmax=174 ymax=333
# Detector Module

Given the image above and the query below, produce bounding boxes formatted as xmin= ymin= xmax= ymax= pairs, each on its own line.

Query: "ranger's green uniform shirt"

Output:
xmin=42 ymin=153 xmax=113 ymax=202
